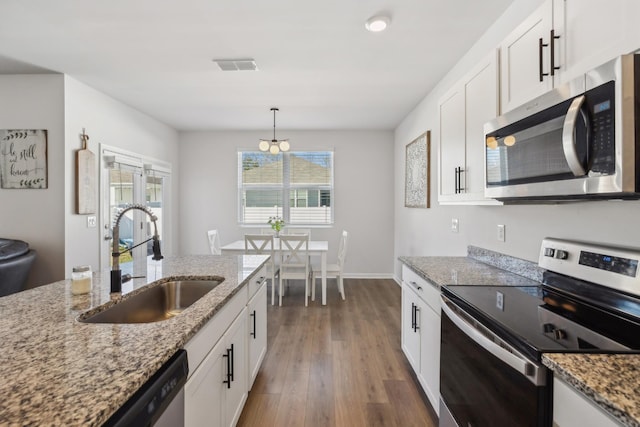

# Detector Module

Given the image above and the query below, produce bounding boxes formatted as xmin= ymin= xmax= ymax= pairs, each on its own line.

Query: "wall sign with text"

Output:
xmin=0 ymin=129 xmax=48 ymax=189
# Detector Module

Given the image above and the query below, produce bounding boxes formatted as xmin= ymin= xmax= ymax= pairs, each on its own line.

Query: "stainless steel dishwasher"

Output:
xmin=103 ymin=349 xmax=189 ymax=427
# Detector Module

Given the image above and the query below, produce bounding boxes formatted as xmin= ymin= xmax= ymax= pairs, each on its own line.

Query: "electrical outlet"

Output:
xmin=87 ymin=216 xmax=97 ymax=228
xmin=451 ymin=218 xmax=459 ymax=233
xmin=497 ymin=224 xmax=505 ymax=242
xmin=496 ymin=291 xmax=504 ymax=311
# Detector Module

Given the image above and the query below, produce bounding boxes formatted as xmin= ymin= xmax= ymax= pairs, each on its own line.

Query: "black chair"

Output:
xmin=0 ymin=239 xmax=37 ymax=297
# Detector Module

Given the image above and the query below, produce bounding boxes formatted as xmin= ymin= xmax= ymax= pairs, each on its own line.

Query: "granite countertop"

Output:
xmin=0 ymin=254 xmax=269 ymax=426
xmin=399 ymin=251 xmax=640 ymax=427
xmin=543 ymin=353 xmax=640 ymax=427
xmin=399 ymin=254 xmax=542 ymax=289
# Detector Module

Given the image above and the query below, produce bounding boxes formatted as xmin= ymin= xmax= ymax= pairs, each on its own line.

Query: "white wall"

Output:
xmin=0 ymin=75 xmax=65 ymax=287
xmin=179 ymin=130 xmax=395 ymax=277
xmin=63 ymin=76 xmax=180 ymax=277
xmin=394 ymin=0 xmax=640 ymax=280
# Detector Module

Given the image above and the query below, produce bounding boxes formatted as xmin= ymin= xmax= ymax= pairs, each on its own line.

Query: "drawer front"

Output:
xmin=247 ymin=266 xmax=268 ymax=300
xmin=402 ymin=265 xmax=441 ymax=314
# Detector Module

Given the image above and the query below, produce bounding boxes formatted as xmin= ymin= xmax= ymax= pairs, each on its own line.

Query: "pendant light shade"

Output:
xmin=259 ymin=107 xmax=290 ymax=153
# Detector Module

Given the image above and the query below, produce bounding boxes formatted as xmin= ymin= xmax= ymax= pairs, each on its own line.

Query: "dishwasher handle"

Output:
xmin=441 ymin=296 xmax=546 ymax=386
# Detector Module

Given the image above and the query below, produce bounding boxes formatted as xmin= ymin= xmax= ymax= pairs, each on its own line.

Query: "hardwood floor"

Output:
xmin=238 ymin=278 xmax=438 ymax=427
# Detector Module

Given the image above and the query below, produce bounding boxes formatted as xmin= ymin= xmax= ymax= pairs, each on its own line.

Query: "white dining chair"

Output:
xmin=207 ymin=229 xmax=221 ymax=255
xmin=278 ymin=234 xmax=311 ymax=306
xmin=244 ymin=234 xmax=279 ymax=305
xmin=284 ymin=228 xmax=311 ymax=237
xmin=311 ymin=230 xmax=348 ymax=301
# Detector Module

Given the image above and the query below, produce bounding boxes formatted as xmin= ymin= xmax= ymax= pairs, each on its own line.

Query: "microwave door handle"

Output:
xmin=562 ymin=95 xmax=587 ymax=176
xmin=441 ymin=297 xmax=546 ymax=386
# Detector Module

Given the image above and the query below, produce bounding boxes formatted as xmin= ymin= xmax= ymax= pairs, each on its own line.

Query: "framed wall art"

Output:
xmin=405 ymin=130 xmax=430 ymax=208
xmin=0 ymin=129 xmax=48 ymax=189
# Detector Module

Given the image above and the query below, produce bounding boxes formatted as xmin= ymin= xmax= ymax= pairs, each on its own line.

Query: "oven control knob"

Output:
xmin=544 ymin=248 xmax=555 ymax=257
xmin=543 ymin=323 xmax=555 ymax=333
xmin=553 ymin=329 xmax=567 ymax=340
xmin=554 ymin=250 xmax=569 ymax=260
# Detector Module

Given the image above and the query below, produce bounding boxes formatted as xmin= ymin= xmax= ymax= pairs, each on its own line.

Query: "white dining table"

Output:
xmin=220 ymin=238 xmax=330 ymax=305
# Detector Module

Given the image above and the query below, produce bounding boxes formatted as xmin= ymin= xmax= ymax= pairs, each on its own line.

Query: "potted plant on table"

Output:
xmin=268 ymin=216 xmax=285 ymax=237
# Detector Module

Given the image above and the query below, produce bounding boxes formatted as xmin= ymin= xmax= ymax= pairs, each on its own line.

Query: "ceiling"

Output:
xmin=0 ymin=0 xmax=514 ymax=131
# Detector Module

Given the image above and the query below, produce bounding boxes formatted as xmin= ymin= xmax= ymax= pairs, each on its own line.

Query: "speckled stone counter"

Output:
xmin=398 ymin=254 xmax=541 ymax=289
xmin=543 ymin=353 xmax=640 ymax=427
xmin=0 ymin=254 xmax=269 ymax=427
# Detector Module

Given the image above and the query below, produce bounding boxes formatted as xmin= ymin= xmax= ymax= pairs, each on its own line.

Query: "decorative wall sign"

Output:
xmin=76 ymin=129 xmax=96 ymax=214
xmin=0 ymin=129 xmax=48 ymax=189
xmin=405 ymin=131 xmax=430 ymax=208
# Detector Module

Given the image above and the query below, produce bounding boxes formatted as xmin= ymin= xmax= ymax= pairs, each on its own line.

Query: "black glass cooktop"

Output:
xmin=442 ymin=278 xmax=640 ymax=362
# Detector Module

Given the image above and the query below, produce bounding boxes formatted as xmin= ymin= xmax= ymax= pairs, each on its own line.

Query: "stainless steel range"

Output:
xmin=439 ymin=238 xmax=640 ymax=427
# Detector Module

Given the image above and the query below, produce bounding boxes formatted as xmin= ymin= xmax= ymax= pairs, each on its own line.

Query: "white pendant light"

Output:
xmin=259 ymin=107 xmax=290 ymax=154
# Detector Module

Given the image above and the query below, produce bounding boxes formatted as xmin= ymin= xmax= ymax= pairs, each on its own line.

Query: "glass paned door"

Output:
xmin=105 ymin=165 xmax=145 ymax=271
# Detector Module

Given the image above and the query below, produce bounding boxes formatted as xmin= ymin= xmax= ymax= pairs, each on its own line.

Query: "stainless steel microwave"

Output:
xmin=484 ymin=54 xmax=640 ymax=201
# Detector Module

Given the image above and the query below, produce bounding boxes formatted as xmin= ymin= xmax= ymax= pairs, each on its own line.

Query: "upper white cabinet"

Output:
xmin=560 ymin=0 xmax=637 ymax=84
xmin=500 ymin=0 xmax=559 ymax=113
xmin=501 ymin=0 xmax=637 ymax=113
xmin=438 ymin=50 xmax=500 ymax=205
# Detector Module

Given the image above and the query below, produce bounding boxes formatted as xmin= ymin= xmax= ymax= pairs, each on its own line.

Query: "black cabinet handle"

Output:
xmin=411 ymin=303 xmax=420 ymax=332
xmin=455 ymin=167 xmax=465 ymax=194
xmin=230 ymin=343 xmax=234 ymax=382
xmin=539 ymin=37 xmax=549 ymax=82
xmin=250 ymin=310 xmax=257 ymax=339
xmin=222 ymin=347 xmax=232 ymax=389
xmin=550 ymin=29 xmax=560 ymax=76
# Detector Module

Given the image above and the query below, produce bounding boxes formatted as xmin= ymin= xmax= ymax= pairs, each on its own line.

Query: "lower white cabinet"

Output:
xmin=247 ymin=280 xmax=267 ymax=389
xmin=553 ymin=377 xmax=622 ymax=427
xmin=401 ymin=265 xmax=441 ymax=415
xmin=184 ymin=266 xmax=268 ymax=427
xmin=185 ymin=307 xmax=248 ymax=427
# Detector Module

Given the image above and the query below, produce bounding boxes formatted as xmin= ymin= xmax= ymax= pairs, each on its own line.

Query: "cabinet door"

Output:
xmin=553 ymin=377 xmax=622 ymax=427
xmin=559 ymin=0 xmax=632 ymax=84
xmin=438 ymin=86 xmax=465 ymax=199
xmin=224 ymin=308 xmax=248 ymax=427
xmin=418 ymin=304 xmax=441 ymax=416
xmin=401 ymin=285 xmax=421 ymax=372
xmin=500 ymin=0 xmax=554 ymax=112
xmin=247 ymin=281 xmax=267 ymax=389
xmin=185 ymin=338 xmax=225 ymax=427
xmin=464 ymin=50 xmax=499 ymax=198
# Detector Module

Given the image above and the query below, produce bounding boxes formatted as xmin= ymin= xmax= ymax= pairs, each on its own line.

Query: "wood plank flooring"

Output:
xmin=238 ymin=278 xmax=438 ymax=427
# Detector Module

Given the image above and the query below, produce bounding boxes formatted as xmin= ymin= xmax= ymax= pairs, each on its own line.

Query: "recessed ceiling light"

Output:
xmin=365 ymin=15 xmax=390 ymax=32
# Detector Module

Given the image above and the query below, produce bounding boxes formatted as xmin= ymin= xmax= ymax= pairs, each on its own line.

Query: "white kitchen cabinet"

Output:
xmin=401 ymin=265 xmax=441 ymax=415
xmin=560 ymin=0 xmax=636 ymax=84
xmin=247 ymin=278 xmax=267 ymax=389
xmin=438 ymin=50 xmax=500 ymax=205
xmin=501 ymin=0 xmax=636 ymax=113
xmin=185 ymin=307 xmax=248 ymax=427
xmin=185 ymin=337 xmax=225 ymax=427
xmin=553 ymin=377 xmax=622 ymax=427
xmin=500 ymin=0 xmax=559 ymax=112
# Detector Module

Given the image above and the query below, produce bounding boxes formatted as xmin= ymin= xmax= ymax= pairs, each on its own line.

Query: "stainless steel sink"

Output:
xmin=78 ymin=279 xmax=223 ymax=324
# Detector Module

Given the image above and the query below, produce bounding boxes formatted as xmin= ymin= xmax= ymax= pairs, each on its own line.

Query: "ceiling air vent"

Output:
xmin=212 ymin=58 xmax=258 ymax=71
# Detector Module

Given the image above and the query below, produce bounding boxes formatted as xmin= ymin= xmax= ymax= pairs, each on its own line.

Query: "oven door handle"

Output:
xmin=441 ymin=297 xmax=546 ymax=386
xmin=562 ymin=94 xmax=587 ymax=177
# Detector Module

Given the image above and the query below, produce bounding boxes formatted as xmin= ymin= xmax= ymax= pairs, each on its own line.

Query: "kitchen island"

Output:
xmin=0 ymin=254 xmax=269 ymax=426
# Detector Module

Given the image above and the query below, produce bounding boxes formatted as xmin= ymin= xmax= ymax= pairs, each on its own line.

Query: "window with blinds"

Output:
xmin=238 ymin=150 xmax=334 ymax=225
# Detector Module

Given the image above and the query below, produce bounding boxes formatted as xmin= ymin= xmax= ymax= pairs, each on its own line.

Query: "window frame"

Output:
xmin=238 ymin=150 xmax=334 ymax=227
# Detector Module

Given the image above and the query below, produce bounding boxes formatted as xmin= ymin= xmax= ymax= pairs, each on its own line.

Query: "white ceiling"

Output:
xmin=0 ymin=0 xmax=514 ymax=131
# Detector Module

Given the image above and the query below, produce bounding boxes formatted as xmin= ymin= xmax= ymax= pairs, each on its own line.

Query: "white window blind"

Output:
xmin=238 ymin=150 xmax=334 ymax=225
